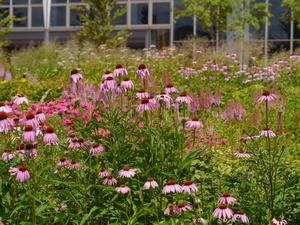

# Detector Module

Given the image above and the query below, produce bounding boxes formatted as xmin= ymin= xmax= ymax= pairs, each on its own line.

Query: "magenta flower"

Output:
xmin=136 ymin=98 xmax=152 ymax=113
xmin=144 ymin=177 xmax=159 ymax=189
xmin=120 ymin=77 xmax=134 ymax=91
xmin=175 ymin=92 xmax=193 ymax=105
xmin=164 ymin=206 xmax=171 ymax=216
xmin=173 ymin=203 xmax=192 ymax=214
xmin=218 ymin=193 xmax=237 ymax=204
xmin=116 ymin=185 xmax=131 ymax=194
xmin=0 ymin=101 xmax=12 ymax=113
xmin=272 ymin=218 xmax=287 ymax=225
xmin=148 ymin=96 xmax=157 ymax=108
xmin=103 ymin=76 xmax=116 ymax=91
xmin=70 ymin=70 xmax=83 ymax=83
xmin=182 ymin=180 xmax=198 ymax=194
xmin=232 ymin=212 xmax=249 ymax=223
xmin=103 ymin=176 xmax=118 ymax=186
xmin=260 ymin=128 xmax=276 ymax=138
xmin=9 ymin=165 xmax=30 ymax=183
xmin=36 ymin=109 xmax=46 ymax=123
xmin=212 ymin=204 xmax=233 ymax=220
xmin=113 ymin=64 xmax=128 ymax=77
xmin=162 ymin=179 xmax=182 ymax=194
xmin=24 ymin=112 xmax=39 ymax=129
xmin=22 ymin=125 xmax=36 ymax=143
xmin=257 ymin=90 xmax=277 ymax=103
xmin=136 ymin=89 xmax=150 ymax=99
xmin=101 ymin=71 xmax=113 ymax=81
xmin=118 ymin=165 xmax=137 ymax=178
xmin=0 ymin=112 xmax=14 ymax=133
xmin=67 ymin=160 xmax=81 ymax=169
xmin=43 ymin=126 xmax=58 ymax=145
xmin=13 ymin=93 xmax=28 ymax=105
xmin=185 ymin=117 xmax=203 ymax=130
xmin=1 ymin=149 xmax=15 ymax=161
xmin=233 ymin=150 xmax=250 ymax=158
xmin=164 ymin=83 xmax=178 ymax=95
xmin=57 ymin=158 xmax=71 ymax=168
xmin=98 ymin=168 xmax=110 ymax=178
xmin=89 ymin=144 xmax=104 ymax=155
xmin=69 ymin=138 xmax=86 ymax=149
xmin=136 ymin=64 xmax=150 ymax=79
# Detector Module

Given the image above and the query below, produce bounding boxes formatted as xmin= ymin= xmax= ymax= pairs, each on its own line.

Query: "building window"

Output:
xmin=13 ymin=7 xmax=28 ymax=27
xmin=151 ymin=29 xmax=170 ymax=48
xmin=31 ymin=0 xmax=42 ymax=3
xmin=112 ymin=3 xmax=127 ymax=25
xmin=32 ymin=7 xmax=43 ymax=27
xmin=153 ymin=2 xmax=170 ymax=24
xmin=70 ymin=6 xmax=81 ymax=26
xmin=131 ymin=3 xmax=148 ymax=25
xmin=51 ymin=6 xmax=66 ymax=26
xmin=13 ymin=0 xmax=28 ymax=4
xmin=1 ymin=0 xmax=10 ymax=5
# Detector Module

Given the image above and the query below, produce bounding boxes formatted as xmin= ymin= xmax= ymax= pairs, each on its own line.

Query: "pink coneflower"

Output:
xmin=136 ymin=89 xmax=150 ymax=99
xmin=175 ymin=92 xmax=193 ymax=105
xmin=103 ymin=76 xmax=116 ymax=91
xmin=114 ymin=64 xmax=128 ymax=77
xmin=0 ymin=101 xmax=12 ymax=113
xmin=232 ymin=212 xmax=249 ymax=223
xmin=173 ymin=202 xmax=192 ymax=214
xmin=148 ymin=96 xmax=157 ymax=108
xmin=9 ymin=164 xmax=30 ymax=183
xmin=118 ymin=165 xmax=137 ymax=178
xmin=212 ymin=204 xmax=233 ymax=220
xmin=98 ymin=168 xmax=110 ymax=178
xmin=70 ymin=69 xmax=83 ymax=83
xmin=116 ymin=185 xmax=131 ymax=194
xmin=162 ymin=179 xmax=182 ymax=194
xmin=57 ymin=157 xmax=71 ymax=168
xmin=103 ymin=176 xmax=118 ymax=186
xmin=36 ymin=109 xmax=46 ymax=123
xmin=102 ymin=71 xmax=113 ymax=81
xmin=0 ymin=112 xmax=14 ymax=133
xmin=1 ymin=149 xmax=15 ymax=161
xmin=136 ymin=64 xmax=150 ymax=79
xmin=22 ymin=125 xmax=36 ymax=143
xmin=25 ymin=112 xmax=39 ymax=129
xmin=25 ymin=143 xmax=37 ymax=159
xmin=136 ymin=98 xmax=152 ymax=113
xmin=257 ymin=90 xmax=277 ymax=103
xmin=272 ymin=218 xmax=287 ymax=225
xmin=68 ymin=160 xmax=81 ymax=169
xmin=65 ymin=133 xmax=75 ymax=143
xmin=233 ymin=150 xmax=250 ymax=158
xmin=260 ymin=128 xmax=276 ymax=137
xmin=13 ymin=93 xmax=28 ymax=105
xmin=43 ymin=126 xmax=59 ymax=145
xmin=164 ymin=83 xmax=178 ymax=95
xmin=185 ymin=117 xmax=203 ymax=130
xmin=156 ymin=93 xmax=172 ymax=109
xmin=144 ymin=177 xmax=159 ymax=189
xmin=69 ymin=138 xmax=85 ymax=149
xmin=120 ymin=77 xmax=134 ymax=91
xmin=193 ymin=217 xmax=208 ymax=224
xmin=164 ymin=205 xmax=171 ymax=216
xmin=218 ymin=192 xmax=237 ymax=204
xmin=182 ymin=180 xmax=198 ymax=194
xmin=89 ymin=144 xmax=105 ymax=155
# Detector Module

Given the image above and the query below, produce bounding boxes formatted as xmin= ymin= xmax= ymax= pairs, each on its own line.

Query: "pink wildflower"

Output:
xmin=162 ymin=179 xmax=182 ymax=194
xmin=212 ymin=204 xmax=233 ymax=220
xmin=9 ymin=165 xmax=30 ymax=183
xmin=118 ymin=165 xmax=137 ymax=178
xmin=143 ymin=177 xmax=159 ymax=189
xmin=116 ymin=185 xmax=131 ymax=194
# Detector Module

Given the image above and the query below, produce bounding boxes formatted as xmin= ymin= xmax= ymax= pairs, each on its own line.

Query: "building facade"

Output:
xmin=0 ymin=0 xmax=298 ymax=49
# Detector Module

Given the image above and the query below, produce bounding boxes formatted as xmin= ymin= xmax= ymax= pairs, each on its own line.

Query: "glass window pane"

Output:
xmin=70 ymin=0 xmax=81 ymax=2
xmin=13 ymin=0 xmax=28 ymax=4
xmin=151 ymin=29 xmax=170 ymax=48
xmin=153 ymin=3 xmax=170 ymax=24
xmin=51 ymin=6 xmax=66 ymax=26
xmin=52 ymin=0 xmax=66 ymax=3
xmin=131 ymin=3 xmax=148 ymax=25
xmin=32 ymin=7 xmax=43 ymax=27
xmin=70 ymin=6 xmax=82 ymax=26
xmin=112 ymin=4 xmax=126 ymax=25
xmin=13 ymin=7 xmax=28 ymax=27
xmin=2 ymin=0 xmax=10 ymax=5
xmin=31 ymin=0 xmax=42 ymax=4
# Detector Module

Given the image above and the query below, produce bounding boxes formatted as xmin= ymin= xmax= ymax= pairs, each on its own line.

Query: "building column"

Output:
xmin=43 ymin=0 xmax=51 ymax=43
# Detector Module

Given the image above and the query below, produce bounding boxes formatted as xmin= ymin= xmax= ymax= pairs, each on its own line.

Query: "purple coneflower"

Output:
xmin=144 ymin=177 xmax=159 ymax=189
xmin=272 ymin=218 xmax=287 ymax=225
xmin=148 ymin=95 xmax=157 ymax=108
xmin=185 ymin=117 xmax=203 ymax=130
xmin=118 ymin=165 xmax=137 ymax=178
xmin=68 ymin=160 xmax=81 ymax=169
xmin=98 ymin=168 xmax=110 ymax=178
xmin=89 ymin=144 xmax=104 ymax=155
xmin=43 ymin=126 xmax=58 ymax=145
xmin=101 ymin=71 xmax=113 ymax=81
xmin=120 ymin=77 xmax=134 ymax=91
xmin=164 ymin=83 xmax=178 ymax=95
xmin=57 ymin=157 xmax=71 ymax=168
xmin=103 ymin=176 xmax=118 ymax=186
xmin=69 ymin=138 xmax=86 ymax=149
xmin=116 ymin=185 xmax=131 ymax=194
xmin=9 ymin=164 xmax=30 ymax=183
xmin=136 ymin=98 xmax=152 ymax=113
xmin=233 ymin=150 xmax=250 ymax=158
xmin=162 ymin=179 xmax=182 ymax=194
xmin=136 ymin=64 xmax=150 ymax=80
xmin=13 ymin=93 xmax=28 ymax=105
xmin=156 ymin=92 xmax=172 ymax=109
xmin=70 ymin=69 xmax=83 ymax=83
xmin=173 ymin=202 xmax=192 ymax=214
xmin=218 ymin=192 xmax=237 ymax=204
xmin=25 ymin=143 xmax=37 ymax=159
xmin=0 ymin=112 xmax=14 ymax=133
xmin=1 ymin=149 xmax=15 ymax=161
xmin=212 ymin=204 xmax=233 ymax=220
xmin=24 ymin=112 xmax=39 ymax=129
xmin=182 ymin=180 xmax=198 ymax=194
xmin=22 ymin=125 xmax=36 ymax=143
xmin=103 ymin=76 xmax=116 ymax=91
xmin=0 ymin=101 xmax=12 ymax=113
xmin=164 ymin=205 xmax=171 ymax=216
xmin=65 ymin=133 xmax=75 ymax=143
xmin=232 ymin=212 xmax=249 ymax=223
xmin=257 ymin=90 xmax=277 ymax=103
xmin=175 ymin=92 xmax=193 ymax=105
xmin=114 ymin=64 xmax=128 ymax=77
xmin=36 ymin=109 xmax=46 ymax=123
xmin=136 ymin=89 xmax=150 ymax=99
xmin=260 ymin=128 xmax=276 ymax=138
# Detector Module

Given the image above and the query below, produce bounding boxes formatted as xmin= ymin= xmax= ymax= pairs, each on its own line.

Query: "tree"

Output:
xmin=77 ymin=0 xmax=130 ymax=47
xmin=281 ymin=0 xmax=300 ymax=54
xmin=0 ymin=6 xmax=17 ymax=47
